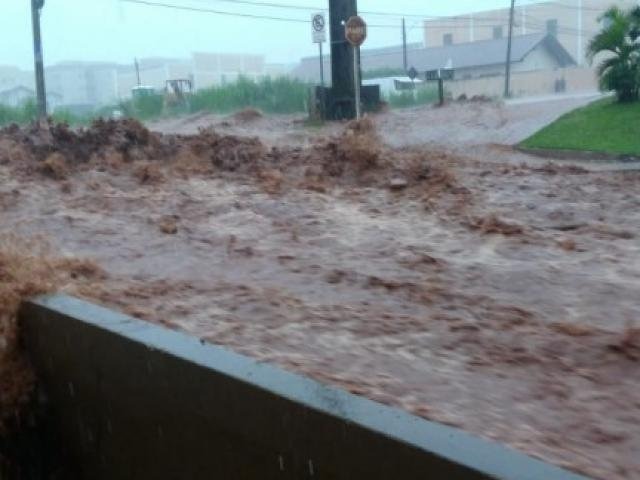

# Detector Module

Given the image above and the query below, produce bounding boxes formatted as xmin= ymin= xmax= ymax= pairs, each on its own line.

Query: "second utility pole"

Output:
xmin=504 ymin=0 xmax=516 ymax=98
xmin=31 ymin=0 xmax=47 ymax=119
xmin=402 ymin=17 xmax=408 ymax=71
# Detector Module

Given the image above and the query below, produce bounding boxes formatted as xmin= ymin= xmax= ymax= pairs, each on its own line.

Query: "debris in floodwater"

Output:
xmin=231 ymin=108 xmax=263 ymax=124
xmin=0 ymin=119 xmax=462 ymax=203
xmin=389 ymin=176 xmax=408 ymax=190
xmin=1 ymin=115 xmax=639 ymax=480
xmin=0 ymin=236 xmax=105 ymax=433
xmin=468 ymin=214 xmax=524 ymax=236
xmin=608 ymin=322 xmax=640 ymax=360
xmin=158 ymin=216 xmax=179 ymax=235
xmin=40 ymin=153 xmax=68 ymax=180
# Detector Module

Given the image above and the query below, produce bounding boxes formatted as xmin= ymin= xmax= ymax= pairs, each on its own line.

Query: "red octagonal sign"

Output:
xmin=345 ymin=15 xmax=367 ymax=47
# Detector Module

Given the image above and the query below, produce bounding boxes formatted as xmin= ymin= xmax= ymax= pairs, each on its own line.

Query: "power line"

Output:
xmin=121 ymin=0 xmax=389 ymax=27
xmin=119 ymin=0 xmax=471 ymax=29
xmin=121 ymin=0 xmax=601 ymax=37
xmin=189 ymin=0 xmax=436 ymax=19
xmin=120 ymin=0 xmax=310 ymax=23
xmin=547 ymin=1 xmax=608 ymax=13
xmin=164 ymin=0 xmax=558 ymax=23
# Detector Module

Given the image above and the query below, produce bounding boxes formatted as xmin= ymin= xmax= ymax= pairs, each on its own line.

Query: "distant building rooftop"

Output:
xmin=292 ymin=34 xmax=575 ymax=82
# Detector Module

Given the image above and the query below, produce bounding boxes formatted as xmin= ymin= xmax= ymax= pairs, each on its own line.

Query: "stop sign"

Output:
xmin=345 ymin=16 xmax=367 ymax=47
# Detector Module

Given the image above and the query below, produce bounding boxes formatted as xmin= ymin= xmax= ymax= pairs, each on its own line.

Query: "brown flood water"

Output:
xmin=1 ymin=112 xmax=639 ymax=479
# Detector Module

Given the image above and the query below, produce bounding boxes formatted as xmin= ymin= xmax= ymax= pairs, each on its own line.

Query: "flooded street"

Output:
xmin=1 ymin=101 xmax=639 ymax=479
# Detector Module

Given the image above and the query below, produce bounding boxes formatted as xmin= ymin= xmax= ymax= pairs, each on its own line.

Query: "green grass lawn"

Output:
xmin=521 ymin=98 xmax=640 ymax=156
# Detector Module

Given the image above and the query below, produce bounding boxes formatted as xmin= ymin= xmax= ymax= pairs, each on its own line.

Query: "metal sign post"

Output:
xmin=426 ymin=68 xmax=455 ymax=106
xmin=311 ymin=12 xmax=327 ymax=88
xmin=311 ymin=12 xmax=327 ymax=120
xmin=319 ymin=43 xmax=325 ymax=88
xmin=345 ymin=15 xmax=367 ymax=120
xmin=353 ymin=47 xmax=361 ymax=119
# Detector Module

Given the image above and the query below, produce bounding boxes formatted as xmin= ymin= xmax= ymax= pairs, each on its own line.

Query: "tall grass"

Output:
xmin=117 ymin=94 xmax=165 ymax=120
xmin=0 ymin=100 xmax=38 ymax=126
xmin=190 ymin=76 xmax=309 ymax=114
xmin=0 ymin=76 xmax=360 ymax=127
xmin=0 ymin=99 xmax=91 ymax=127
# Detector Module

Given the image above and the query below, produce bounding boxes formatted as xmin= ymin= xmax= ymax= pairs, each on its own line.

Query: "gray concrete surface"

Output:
xmin=20 ymin=294 xmax=592 ymax=480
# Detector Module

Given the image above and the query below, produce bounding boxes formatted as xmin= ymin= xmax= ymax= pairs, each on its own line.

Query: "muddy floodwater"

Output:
xmin=1 ymin=101 xmax=639 ymax=479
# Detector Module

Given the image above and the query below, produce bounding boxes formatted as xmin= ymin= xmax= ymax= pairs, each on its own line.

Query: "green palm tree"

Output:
xmin=588 ymin=6 xmax=639 ymax=102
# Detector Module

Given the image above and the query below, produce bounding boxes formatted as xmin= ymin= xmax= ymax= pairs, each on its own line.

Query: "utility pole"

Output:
xmin=135 ymin=58 xmax=141 ymax=86
xmin=504 ymin=0 xmax=516 ymax=98
xmin=577 ymin=0 xmax=583 ymax=65
xmin=328 ymin=0 xmax=357 ymax=119
xmin=31 ymin=0 xmax=47 ymax=120
xmin=402 ymin=17 xmax=408 ymax=71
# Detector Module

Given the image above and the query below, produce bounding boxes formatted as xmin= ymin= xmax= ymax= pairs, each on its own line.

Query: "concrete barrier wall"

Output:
xmin=19 ymin=295 xmax=591 ymax=480
xmin=447 ymin=67 xmax=599 ymax=98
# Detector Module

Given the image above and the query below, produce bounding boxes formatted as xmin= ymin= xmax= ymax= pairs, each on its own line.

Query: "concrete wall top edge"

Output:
xmin=26 ymin=294 xmax=592 ymax=480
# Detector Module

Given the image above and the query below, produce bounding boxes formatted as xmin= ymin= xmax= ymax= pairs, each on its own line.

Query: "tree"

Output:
xmin=631 ymin=6 xmax=640 ymax=41
xmin=588 ymin=6 xmax=640 ymax=102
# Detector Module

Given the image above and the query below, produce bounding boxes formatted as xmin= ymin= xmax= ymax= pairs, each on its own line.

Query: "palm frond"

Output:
xmin=596 ymin=56 xmax=619 ymax=77
xmin=587 ymin=6 xmax=630 ymax=61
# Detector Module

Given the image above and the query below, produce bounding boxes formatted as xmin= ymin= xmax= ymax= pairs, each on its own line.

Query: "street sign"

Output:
xmin=407 ymin=66 xmax=418 ymax=81
xmin=425 ymin=69 xmax=455 ymax=106
xmin=312 ymin=12 xmax=326 ymax=44
xmin=345 ymin=15 xmax=367 ymax=47
xmin=426 ymin=69 xmax=455 ymax=81
xmin=425 ymin=70 xmax=438 ymax=81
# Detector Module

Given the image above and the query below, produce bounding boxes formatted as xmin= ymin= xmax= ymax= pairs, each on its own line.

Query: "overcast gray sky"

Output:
xmin=2 ymin=0 xmax=532 ymax=69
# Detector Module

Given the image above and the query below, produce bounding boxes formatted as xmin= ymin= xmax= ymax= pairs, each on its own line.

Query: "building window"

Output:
xmin=546 ymin=19 xmax=558 ymax=37
xmin=443 ymin=33 xmax=453 ymax=46
xmin=493 ymin=26 xmax=503 ymax=39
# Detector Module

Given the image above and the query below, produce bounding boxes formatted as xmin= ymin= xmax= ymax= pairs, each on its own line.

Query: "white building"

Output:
xmin=0 ymin=86 xmax=35 ymax=108
xmin=45 ymin=62 xmax=119 ymax=108
xmin=191 ymin=52 xmax=266 ymax=89
xmin=114 ymin=53 xmax=286 ymax=99
xmin=0 ymin=66 xmax=34 ymax=93
xmin=363 ymin=77 xmax=424 ymax=97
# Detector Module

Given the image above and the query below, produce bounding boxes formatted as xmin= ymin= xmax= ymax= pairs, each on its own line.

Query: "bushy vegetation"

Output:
xmin=386 ymin=86 xmax=439 ymax=109
xmin=588 ymin=6 xmax=640 ymax=102
xmin=190 ymin=76 xmax=309 ymax=114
